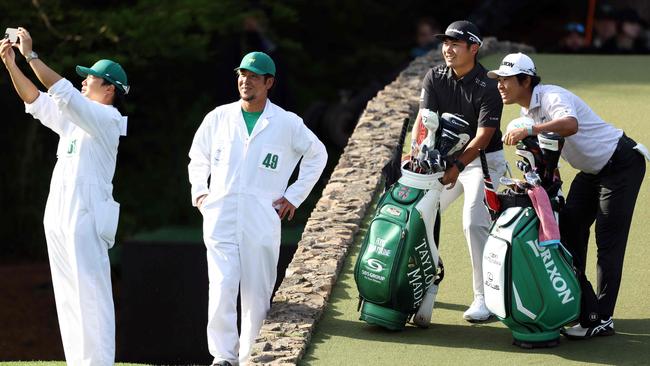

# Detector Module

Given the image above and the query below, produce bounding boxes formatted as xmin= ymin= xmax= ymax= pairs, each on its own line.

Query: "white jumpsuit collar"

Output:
xmin=239 ymin=99 xmax=275 ymax=140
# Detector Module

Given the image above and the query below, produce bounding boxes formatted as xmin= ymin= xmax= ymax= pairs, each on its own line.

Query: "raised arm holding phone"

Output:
xmin=2 ymin=27 xmax=129 ymax=366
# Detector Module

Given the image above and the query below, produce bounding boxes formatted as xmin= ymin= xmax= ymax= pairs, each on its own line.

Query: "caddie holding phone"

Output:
xmin=1 ymin=27 xmax=129 ymax=365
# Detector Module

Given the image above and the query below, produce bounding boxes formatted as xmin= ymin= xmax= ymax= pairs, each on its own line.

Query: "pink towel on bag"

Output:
xmin=527 ymin=186 xmax=561 ymax=246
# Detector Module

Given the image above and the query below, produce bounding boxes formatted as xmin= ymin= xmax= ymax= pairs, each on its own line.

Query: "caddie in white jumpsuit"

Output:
xmin=1 ymin=29 xmax=128 ymax=366
xmin=188 ymin=52 xmax=327 ymax=366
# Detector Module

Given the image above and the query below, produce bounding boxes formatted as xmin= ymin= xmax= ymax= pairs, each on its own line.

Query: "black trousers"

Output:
xmin=560 ymin=134 xmax=646 ymax=326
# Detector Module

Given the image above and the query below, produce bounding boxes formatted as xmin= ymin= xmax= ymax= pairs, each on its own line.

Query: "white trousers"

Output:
xmin=204 ymin=201 xmax=281 ymax=366
xmin=439 ymin=150 xmax=507 ymax=297
xmin=43 ymin=184 xmax=115 ymax=366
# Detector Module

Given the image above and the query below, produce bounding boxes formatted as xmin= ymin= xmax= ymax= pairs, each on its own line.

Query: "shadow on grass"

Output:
xmin=305 ymin=314 xmax=650 ymax=365
xmin=304 ymin=169 xmax=650 ymax=365
xmin=308 ymin=259 xmax=650 ymax=365
xmin=433 ymin=301 xmax=472 ymax=313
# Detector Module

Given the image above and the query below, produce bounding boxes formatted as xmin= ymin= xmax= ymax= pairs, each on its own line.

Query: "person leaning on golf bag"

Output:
xmin=407 ymin=20 xmax=507 ymax=323
xmin=1 ymin=28 xmax=128 ymax=365
xmin=188 ymin=51 xmax=327 ymax=366
xmin=492 ymin=52 xmax=649 ymax=339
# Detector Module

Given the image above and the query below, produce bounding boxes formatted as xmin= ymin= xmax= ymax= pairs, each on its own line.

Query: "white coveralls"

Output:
xmin=188 ymin=99 xmax=327 ymax=365
xmin=25 ymin=79 xmax=126 ymax=366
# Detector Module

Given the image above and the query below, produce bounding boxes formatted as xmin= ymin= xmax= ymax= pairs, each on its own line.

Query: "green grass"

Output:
xmin=4 ymin=54 xmax=648 ymax=366
xmin=0 ymin=361 xmax=143 ymax=366
xmin=302 ymin=54 xmax=650 ymax=365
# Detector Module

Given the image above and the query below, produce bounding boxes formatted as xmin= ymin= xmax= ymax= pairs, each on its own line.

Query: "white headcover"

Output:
xmin=506 ymin=116 xmax=534 ymax=134
xmin=420 ymin=109 xmax=439 ymax=149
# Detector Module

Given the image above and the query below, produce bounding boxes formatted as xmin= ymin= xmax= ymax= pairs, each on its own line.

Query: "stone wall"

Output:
xmin=249 ymin=38 xmax=534 ymax=365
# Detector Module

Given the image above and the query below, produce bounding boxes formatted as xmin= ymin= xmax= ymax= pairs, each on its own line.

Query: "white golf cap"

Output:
xmin=487 ymin=52 xmax=537 ymax=79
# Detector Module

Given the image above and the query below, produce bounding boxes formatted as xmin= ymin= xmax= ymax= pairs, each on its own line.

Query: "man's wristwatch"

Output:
xmin=453 ymin=159 xmax=465 ymax=172
xmin=25 ymin=51 xmax=38 ymax=63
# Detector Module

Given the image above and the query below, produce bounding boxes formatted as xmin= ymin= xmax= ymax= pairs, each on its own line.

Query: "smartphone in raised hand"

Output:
xmin=4 ymin=28 xmax=19 ymax=43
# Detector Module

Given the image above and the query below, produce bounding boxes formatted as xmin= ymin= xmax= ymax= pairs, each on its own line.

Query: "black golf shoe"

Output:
xmin=562 ymin=317 xmax=615 ymax=339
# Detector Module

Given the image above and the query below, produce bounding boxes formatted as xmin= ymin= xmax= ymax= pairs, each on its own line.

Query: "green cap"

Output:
xmin=235 ymin=51 xmax=276 ymax=76
xmin=76 ymin=59 xmax=130 ymax=94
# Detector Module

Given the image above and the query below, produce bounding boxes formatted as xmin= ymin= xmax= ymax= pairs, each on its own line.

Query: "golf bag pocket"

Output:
xmin=356 ymin=216 xmax=405 ymax=304
xmin=483 ymin=235 xmax=509 ymax=319
xmin=95 ymin=199 xmax=120 ymax=249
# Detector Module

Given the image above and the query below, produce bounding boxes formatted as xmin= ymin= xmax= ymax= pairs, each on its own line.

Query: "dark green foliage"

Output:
xmin=0 ymin=0 xmax=481 ymax=258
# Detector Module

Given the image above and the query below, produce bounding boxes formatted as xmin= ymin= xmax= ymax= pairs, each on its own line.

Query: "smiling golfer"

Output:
xmin=492 ymin=52 xmax=649 ymax=339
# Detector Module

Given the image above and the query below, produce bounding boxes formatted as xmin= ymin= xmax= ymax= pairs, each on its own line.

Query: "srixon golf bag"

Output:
xmin=354 ymin=112 xmax=471 ymax=330
xmin=482 ymin=132 xmax=581 ymax=348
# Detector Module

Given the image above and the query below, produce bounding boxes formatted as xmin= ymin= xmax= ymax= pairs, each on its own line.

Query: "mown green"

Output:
xmin=0 ymin=364 xmax=143 ymax=366
xmin=303 ymin=54 xmax=650 ymax=366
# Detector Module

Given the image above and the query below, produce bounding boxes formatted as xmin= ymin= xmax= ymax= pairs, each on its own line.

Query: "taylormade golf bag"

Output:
xmin=355 ymin=112 xmax=470 ymax=330
xmin=482 ymin=131 xmax=581 ymax=348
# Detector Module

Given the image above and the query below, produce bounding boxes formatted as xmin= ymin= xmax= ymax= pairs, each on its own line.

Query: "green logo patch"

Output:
xmin=67 ymin=139 xmax=77 ymax=155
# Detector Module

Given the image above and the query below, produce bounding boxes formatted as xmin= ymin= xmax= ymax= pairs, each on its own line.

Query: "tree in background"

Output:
xmin=0 ymin=0 xmax=433 ymax=259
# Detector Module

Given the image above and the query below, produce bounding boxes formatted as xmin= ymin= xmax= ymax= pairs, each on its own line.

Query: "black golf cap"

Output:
xmin=434 ymin=20 xmax=483 ymax=46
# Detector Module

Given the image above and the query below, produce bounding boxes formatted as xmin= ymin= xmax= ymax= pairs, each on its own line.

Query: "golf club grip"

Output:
xmin=479 ymin=149 xmax=490 ymax=180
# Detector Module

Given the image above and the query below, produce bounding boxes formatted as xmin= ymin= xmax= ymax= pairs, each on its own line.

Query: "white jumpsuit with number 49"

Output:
xmin=188 ymin=99 xmax=327 ymax=365
xmin=25 ymin=79 xmax=126 ymax=366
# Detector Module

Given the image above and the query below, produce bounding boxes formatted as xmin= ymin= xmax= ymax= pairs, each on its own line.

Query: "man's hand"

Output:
xmin=196 ymin=194 xmax=207 ymax=210
xmin=441 ymin=165 xmax=460 ymax=189
xmin=14 ymin=27 xmax=33 ymax=57
xmin=273 ymin=197 xmax=296 ymax=221
xmin=503 ymin=127 xmax=528 ymax=146
xmin=0 ymin=39 xmax=16 ymax=67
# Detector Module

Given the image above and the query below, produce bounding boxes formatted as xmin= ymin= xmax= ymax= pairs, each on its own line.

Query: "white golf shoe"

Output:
xmin=413 ymin=284 xmax=439 ymax=328
xmin=463 ymin=294 xmax=492 ymax=322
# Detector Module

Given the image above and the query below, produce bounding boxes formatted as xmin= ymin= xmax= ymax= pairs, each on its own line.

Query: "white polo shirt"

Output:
xmin=522 ymin=84 xmax=622 ymax=174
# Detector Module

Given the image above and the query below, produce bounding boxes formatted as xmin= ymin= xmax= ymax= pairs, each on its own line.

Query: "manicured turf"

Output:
xmin=302 ymin=54 xmax=650 ymax=365
xmin=0 ymin=361 xmax=143 ymax=366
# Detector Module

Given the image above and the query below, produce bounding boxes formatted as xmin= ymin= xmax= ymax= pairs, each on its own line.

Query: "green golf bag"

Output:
xmin=354 ymin=168 xmax=443 ymax=330
xmin=482 ymin=132 xmax=581 ymax=348
xmin=355 ymin=112 xmax=472 ymax=330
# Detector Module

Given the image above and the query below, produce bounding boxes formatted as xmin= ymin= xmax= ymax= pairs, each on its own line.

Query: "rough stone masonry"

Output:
xmin=249 ymin=38 xmax=534 ymax=365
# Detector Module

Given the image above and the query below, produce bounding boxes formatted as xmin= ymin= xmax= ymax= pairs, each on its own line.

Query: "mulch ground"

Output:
xmin=0 ymin=262 xmax=63 ymax=360
xmin=0 ymin=262 xmax=121 ymax=361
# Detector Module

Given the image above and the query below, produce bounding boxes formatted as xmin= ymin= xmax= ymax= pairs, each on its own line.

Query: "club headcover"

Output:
xmin=537 ymin=132 xmax=565 ymax=185
xmin=516 ymin=136 xmax=545 ymax=174
xmin=438 ymin=113 xmax=472 ymax=159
